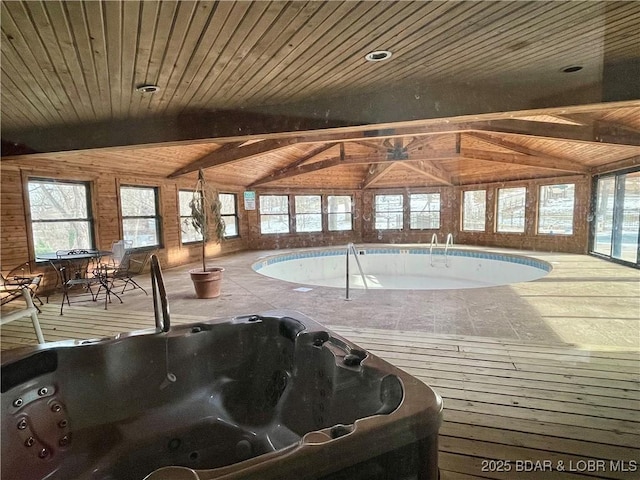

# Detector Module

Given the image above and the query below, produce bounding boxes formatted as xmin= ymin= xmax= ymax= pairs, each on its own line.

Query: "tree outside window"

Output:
xmin=179 ymin=190 xmax=202 ymax=243
xmin=295 ymin=195 xmax=322 ymax=232
xmin=497 ymin=187 xmax=526 ymax=233
xmin=120 ymin=186 xmax=161 ymax=248
xmin=28 ymin=179 xmax=94 ymax=256
xmin=538 ymin=184 xmax=575 ymax=235
xmin=260 ymin=195 xmax=290 ymax=234
xmin=328 ymin=195 xmax=352 ymax=231
xmin=462 ymin=190 xmax=486 ymax=232
xmin=220 ymin=193 xmax=239 ymax=238
xmin=410 ymin=193 xmax=440 ymax=229
xmin=375 ymin=194 xmax=404 ymax=230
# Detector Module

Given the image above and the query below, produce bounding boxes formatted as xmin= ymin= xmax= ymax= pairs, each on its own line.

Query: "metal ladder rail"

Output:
xmin=429 ymin=234 xmax=439 ymax=267
xmin=345 ymin=243 xmax=368 ymax=300
xmin=444 ymin=233 xmax=454 ymax=267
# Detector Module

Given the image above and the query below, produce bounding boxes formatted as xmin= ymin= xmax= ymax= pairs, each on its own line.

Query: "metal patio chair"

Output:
xmin=50 ymin=254 xmax=122 ymax=315
xmin=105 ymin=250 xmax=152 ymax=296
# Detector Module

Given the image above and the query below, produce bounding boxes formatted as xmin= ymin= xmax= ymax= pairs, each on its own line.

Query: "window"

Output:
xmin=375 ymin=194 xmax=404 ymax=230
xmin=410 ymin=193 xmax=440 ymax=229
xmin=28 ymin=179 xmax=94 ymax=256
xmin=497 ymin=187 xmax=526 ymax=233
xmin=260 ymin=195 xmax=289 ymax=234
xmin=179 ymin=190 xmax=202 ymax=244
xmin=220 ymin=193 xmax=239 ymax=238
xmin=462 ymin=190 xmax=486 ymax=231
xmin=538 ymin=184 xmax=575 ymax=235
xmin=328 ymin=195 xmax=353 ymax=231
xmin=120 ymin=186 xmax=161 ymax=248
xmin=295 ymin=195 xmax=322 ymax=232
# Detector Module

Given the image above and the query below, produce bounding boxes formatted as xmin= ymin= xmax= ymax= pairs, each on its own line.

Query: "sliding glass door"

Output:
xmin=591 ymin=169 xmax=640 ymax=267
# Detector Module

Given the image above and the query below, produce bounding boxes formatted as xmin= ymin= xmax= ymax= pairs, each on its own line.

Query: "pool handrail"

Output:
xmin=445 ymin=233 xmax=454 ymax=267
xmin=346 ymin=243 xmax=368 ymax=300
xmin=429 ymin=234 xmax=439 ymax=266
xmin=150 ymin=254 xmax=170 ymax=333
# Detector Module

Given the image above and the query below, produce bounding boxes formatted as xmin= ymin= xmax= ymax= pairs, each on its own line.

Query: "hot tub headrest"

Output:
xmin=1 ymin=350 xmax=58 ymax=393
xmin=278 ymin=317 xmax=305 ymax=341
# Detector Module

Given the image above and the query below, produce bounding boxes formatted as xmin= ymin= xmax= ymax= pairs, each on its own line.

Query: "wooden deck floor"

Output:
xmin=1 ymin=304 xmax=639 ymax=479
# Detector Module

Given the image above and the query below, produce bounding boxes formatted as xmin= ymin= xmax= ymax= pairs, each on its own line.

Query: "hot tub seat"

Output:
xmin=2 ymin=310 xmax=442 ymax=480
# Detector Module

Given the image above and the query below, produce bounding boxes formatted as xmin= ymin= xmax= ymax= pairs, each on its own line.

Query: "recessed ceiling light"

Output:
xmin=561 ymin=65 xmax=583 ymax=73
xmin=136 ymin=84 xmax=160 ymax=93
xmin=365 ymin=50 xmax=392 ymax=62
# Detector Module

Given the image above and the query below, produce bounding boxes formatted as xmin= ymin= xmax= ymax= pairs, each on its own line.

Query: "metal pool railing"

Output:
xmin=345 ymin=243 xmax=368 ymax=300
xmin=430 ymin=233 xmax=454 ymax=267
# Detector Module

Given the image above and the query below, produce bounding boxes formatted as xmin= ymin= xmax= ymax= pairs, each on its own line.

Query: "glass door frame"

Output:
xmin=589 ymin=167 xmax=640 ymax=269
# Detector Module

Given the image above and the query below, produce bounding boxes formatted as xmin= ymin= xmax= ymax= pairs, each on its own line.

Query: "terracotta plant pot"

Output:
xmin=189 ymin=267 xmax=224 ymax=299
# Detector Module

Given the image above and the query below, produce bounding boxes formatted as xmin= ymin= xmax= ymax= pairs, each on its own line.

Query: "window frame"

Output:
xmin=119 ymin=184 xmax=163 ymax=249
xmin=496 ymin=186 xmax=527 ymax=233
xmin=409 ymin=192 xmax=441 ymax=230
xmin=259 ymin=194 xmax=291 ymax=234
xmin=327 ymin=195 xmax=353 ymax=232
xmin=374 ymin=194 xmax=405 ymax=231
xmin=28 ymin=177 xmax=95 ymax=257
xmin=461 ymin=189 xmax=487 ymax=232
xmin=294 ymin=194 xmax=323 ymax=233
xmin=178 ymin=189 xmax=202 ymax=245
xmin=537 ymin=183 xmax=576 ymax=236
xmin=220 ymin=192 xmax=240 ymax=239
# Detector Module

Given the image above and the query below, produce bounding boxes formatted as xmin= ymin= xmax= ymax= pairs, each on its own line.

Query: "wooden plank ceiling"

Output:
xmin=1 ymin=1 xmax=639 ymax=188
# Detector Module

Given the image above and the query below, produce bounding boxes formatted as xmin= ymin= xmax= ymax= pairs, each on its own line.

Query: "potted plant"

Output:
xmin=188 ymin=169 xmax=226 ymax=298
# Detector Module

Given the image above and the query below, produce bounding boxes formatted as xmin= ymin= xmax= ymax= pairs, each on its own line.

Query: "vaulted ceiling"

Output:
xmin=1 ymin=1 xmax=639 ymax=188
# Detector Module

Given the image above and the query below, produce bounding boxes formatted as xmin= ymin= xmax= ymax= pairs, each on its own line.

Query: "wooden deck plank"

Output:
xmin=1 ymin=307 xmax=638 ymax=480
xmin=402 ymin=366 xmax=640 ymax=408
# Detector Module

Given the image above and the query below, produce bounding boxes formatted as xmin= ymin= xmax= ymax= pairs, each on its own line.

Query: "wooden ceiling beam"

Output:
xmin=360 ymin=163 xmax=396 ymax=189
xmin=460 ymin=148 xmax=589 ymax=173
xmin=403 ymin=160 xmax=453 ymax=186
xmin=467 ymin=132 xmax=588 ymax=171
xmin=352 ymin=141 xmax=389 ymax=154
xmin=246 ymin=143 xmax=335 ymax=187
xmin=473 ymin=119 xmax=640 ymax=147
xmin=590 ymin=155 xmax=640 ymax=175
xmin=249 ymin=151 xmax=458 ymax=187
xmin=168 ymin=138 xmax=296 ymax=178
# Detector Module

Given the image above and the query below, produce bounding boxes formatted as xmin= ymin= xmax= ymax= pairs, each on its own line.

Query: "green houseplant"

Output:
xmin=188 ymin=169 xmax=225 ymax=298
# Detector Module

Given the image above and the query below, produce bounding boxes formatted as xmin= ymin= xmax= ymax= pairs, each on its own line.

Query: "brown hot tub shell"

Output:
xmin=2 ymin=310 xmax=443 ymax=480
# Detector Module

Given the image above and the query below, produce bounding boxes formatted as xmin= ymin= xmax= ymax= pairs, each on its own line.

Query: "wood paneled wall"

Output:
xmin=0 ymin=160 xmax=248 ymax=293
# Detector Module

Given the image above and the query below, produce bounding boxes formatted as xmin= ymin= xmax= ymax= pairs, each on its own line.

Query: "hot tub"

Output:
xmin=1 ymin=311 xmax=442 ymax=480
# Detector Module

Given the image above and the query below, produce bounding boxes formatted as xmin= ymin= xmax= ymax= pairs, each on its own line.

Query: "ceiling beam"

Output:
xmin=168 ymin=138 xmax=296 ymax=178
xmin=246 ymin=143 xmax=335 ymax=187
xmin=352 ymin=141 xmax=389 ymax=154
xmin=472 ymin=119 xmax=640 ymax=146
xmin=249 ymin=151 xmax=458 ymax=187
xmin=460 ymin=148 xmax=589 ymax=173
xmin=360 ymin=163 xmax=395 ymax=189
xmin=590 ymin=155 xmax=640 ymax=175
xmin=467 ymin=132 xmax=588 ymax=171
xmin=403 ymin=160 xmax=453 ymax=186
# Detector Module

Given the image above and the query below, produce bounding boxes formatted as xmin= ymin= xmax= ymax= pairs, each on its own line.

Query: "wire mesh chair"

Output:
xmin=105 ymin=250 xmax=152 ymax=296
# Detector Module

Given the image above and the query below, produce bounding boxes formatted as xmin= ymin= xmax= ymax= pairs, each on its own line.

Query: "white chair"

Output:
xmin=0 ymin=286 xmax=45 ymax=344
